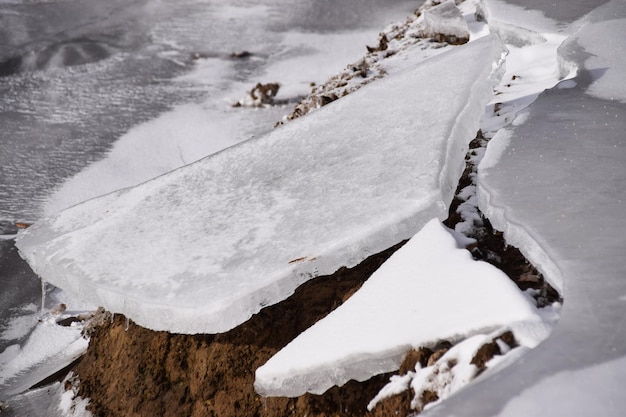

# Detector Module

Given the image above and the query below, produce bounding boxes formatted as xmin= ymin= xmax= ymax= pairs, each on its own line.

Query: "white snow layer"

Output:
xmin=254 ymin=219 xmax=541 ymax=397
xmin=0 ymin=316 xmax=87 ymax=397
xmin=16 ymin=35 xmax=503 ymax=334
xmin=422 ymin=1 xmax=626 ymax=416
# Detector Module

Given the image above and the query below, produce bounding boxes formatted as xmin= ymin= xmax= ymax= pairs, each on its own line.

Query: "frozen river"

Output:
xmin=0 ymin=0 xmax=417 ymax=400
xmin=0 ymin=0 xmax=414 ymax=222
xmin=6 ymin=0 xmax=625 ymax=415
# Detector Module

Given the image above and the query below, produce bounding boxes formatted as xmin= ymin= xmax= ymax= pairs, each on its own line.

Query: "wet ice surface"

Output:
xmin=0 ymin=316 xmax=87 ymax=398
xmin=0 ymin=0 xmax=196 ymax=222
xmin=0 ymin=240 xmax=41 ymax=349
xmin=1 ymin=379 xmax=90 ymax=417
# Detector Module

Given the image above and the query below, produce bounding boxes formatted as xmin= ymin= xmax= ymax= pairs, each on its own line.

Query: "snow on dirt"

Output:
xmin=255 ymin=219 xmax=543 ymax=397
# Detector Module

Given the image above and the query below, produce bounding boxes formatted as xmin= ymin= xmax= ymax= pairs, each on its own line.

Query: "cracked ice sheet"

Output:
xmin=42 ymin=2 xmax=416 ymax=216
xmin=16 ymin=35 xmax=502 ymax=334
xmin=424 ymin=1 xmax=626 ymax=416
xmin=255 ymin=219 xmax=543 ymax=397
xmin=478 ymin=0 xmax=579 ymax=135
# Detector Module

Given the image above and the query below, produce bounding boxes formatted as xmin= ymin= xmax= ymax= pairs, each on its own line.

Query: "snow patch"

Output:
xmin=367 ymin=373 xmax=413 ymax=411
xmin=254 ymin=220 xmax=542 ymax=397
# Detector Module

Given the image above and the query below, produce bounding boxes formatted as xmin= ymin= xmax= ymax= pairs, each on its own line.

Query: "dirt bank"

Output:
xmin=73 ymin=242 xmax=406 ymax=417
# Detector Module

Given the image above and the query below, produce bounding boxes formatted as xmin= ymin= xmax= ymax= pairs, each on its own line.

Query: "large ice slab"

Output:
xmin=424 ymin=1 xmax=626 ymax=415
xmin=16 ymin=36 xmax=502 ymax=334
xmin=255 ymin=219 xmax=541 ymax=397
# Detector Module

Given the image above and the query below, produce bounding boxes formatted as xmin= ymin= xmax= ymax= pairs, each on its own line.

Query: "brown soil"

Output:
xmin=368 ymin=389 xmax=414 ymax=417
xmin=73 ymin=242 xmax=406 ymax=417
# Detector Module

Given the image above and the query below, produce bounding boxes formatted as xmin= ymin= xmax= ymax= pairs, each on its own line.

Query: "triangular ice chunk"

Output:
xmin=16 ymin=36 xmax=501 ymax=334
xmin=254 ymin=219 xmax=541 ymax=397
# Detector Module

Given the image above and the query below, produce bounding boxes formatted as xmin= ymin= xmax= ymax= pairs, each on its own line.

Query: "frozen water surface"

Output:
xmin=16 ymin=34 xmax=502 ymax=334
xmin=1 ymin=0 xmax=417 ymax=401
xmin=7 ymin=0 xmax=626 ymax=414
xmin=42 ymin=11 xmax=402 ymax=216
xmin=0 ymin=0 xmax=416 ymax=221
xmin=424 ymin=0 xmax=626 ymax=415
xmin=258 ymin=0 xmax=626 ymax=411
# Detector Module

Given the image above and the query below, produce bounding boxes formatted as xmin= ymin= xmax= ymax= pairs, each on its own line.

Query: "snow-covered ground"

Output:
xmin=3 ymin=0 xmax=626 ymax=415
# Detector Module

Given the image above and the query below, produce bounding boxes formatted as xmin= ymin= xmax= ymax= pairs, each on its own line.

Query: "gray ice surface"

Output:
xmin=425 ymin=0 xmax=626 ymax=415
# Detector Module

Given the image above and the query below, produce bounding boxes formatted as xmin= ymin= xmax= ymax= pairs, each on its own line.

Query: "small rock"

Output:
xmin=518 ymin=271 xmax=541 ymax=283
xmin=50 ymin=303 xmax=67 ymax=315
xmin=366 ymin=33 xmax=389 ymax=53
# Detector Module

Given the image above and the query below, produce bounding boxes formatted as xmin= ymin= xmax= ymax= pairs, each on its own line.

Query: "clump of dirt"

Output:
xmin=72 ymin=242 xmax=405 ymax=417
xmin=233 ymin=82 xmax=281 ymax=108
xmin=367 ymin=343 xmax=455 ymax=417
xmin=275 ymin=1 xmax=470 ymax=126
xmin=370 ymin=332 xmax=519 ymax=415
xmin=470 ymin=330 xmax=517 ymax=374
xmin=367 ymin=389 xmax=414 ymax=417
xmin=426 ymin=341 xmax=453 ymax=366
xmin=399 ymin=347 xmax=433 ymax=374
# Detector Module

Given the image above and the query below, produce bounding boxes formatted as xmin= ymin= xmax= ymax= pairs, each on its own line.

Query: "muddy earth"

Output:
xmin=73 ymin=243 xmax=407 ymax=417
